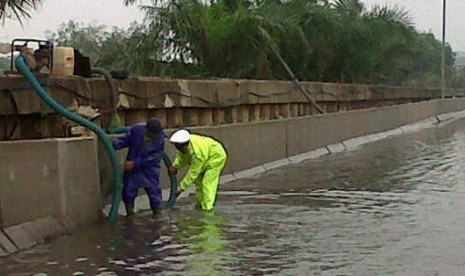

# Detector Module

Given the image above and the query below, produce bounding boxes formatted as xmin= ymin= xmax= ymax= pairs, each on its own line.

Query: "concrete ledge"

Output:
xmin=366 ymin=133 xmax=387 ymax=143
xmin=342 ymin=136 xmax=372 ymax=150
xmin=326 ymin=143 xmax=346 ymax=154
xmin=0 ymin=231 xmax=17 ymax=254
xmin=1 ymin=217 xmax=66 ymax=254
xmin=20 ymin=217 xmax=67 ymax=242
xmin=263 ymin=159 xmax=291 ymax=171
xmin=436 ymin=113 xmax=457 ymax=123
xmin=383 ymin=128 xmax=404 ymax=138
xmin=220 ymin=174 xmax=237 ymax=184
xmin=436 ymin=110 xmax=465 ymax=123
xmin=400 ymin=118 xmax=437 ymax=133
xmin=289 ymin=148 xmax=330 ymax=164
xmin=233 ymin=166 xmax=267 ymax=180
xmin=3 ymin=225 xmax=37 ymax=250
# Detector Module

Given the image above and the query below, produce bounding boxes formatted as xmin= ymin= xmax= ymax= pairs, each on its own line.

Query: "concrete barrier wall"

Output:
xmin=2 ymin=74 xmax=465 ymax=140
xmin=0 ymin=137 xmax=101 ymax=230
xmin=176 ymin=98 xmax=465 ymax=174
xmin=0 ymin=139 xmax=61 ymax=227
xmin=3 ymin=98 xmax=465 ymax=256
xmin=99 ymin=98 xmax=465 ymax=199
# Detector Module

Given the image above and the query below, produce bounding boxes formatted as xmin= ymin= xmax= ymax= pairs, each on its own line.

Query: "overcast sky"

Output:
xmin=0 ymin=0 xmax=464 ymax=51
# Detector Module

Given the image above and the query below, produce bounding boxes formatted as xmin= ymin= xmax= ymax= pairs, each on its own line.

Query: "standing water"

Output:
xmin=3 ymin=118 xmax=465 ymax=275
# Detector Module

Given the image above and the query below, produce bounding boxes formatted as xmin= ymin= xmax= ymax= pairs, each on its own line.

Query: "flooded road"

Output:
xmin=3 ymin=118 xmax=465 ymax=275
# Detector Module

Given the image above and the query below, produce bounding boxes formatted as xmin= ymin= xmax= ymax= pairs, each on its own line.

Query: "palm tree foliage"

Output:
xmin=0 ymin=0 xmax=43 ymax=24
xmin=120 ymin=0 xmax=455 ymax=86
xmin=6 ymin=0 xmax=458 ymax=87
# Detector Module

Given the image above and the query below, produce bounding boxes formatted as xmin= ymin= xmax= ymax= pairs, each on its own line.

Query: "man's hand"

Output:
xmin=169 ymin=166 xmax=178 ymax=176
xmin=175 ymin=189 xmax=183 ymax=197
xmin=123 ymin=161 xmax=136 ymax=171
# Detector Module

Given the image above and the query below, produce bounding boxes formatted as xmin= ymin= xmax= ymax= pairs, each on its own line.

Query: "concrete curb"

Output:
xmin=221 ymin=110 xmax=465 ymax=185
xmin=263 ymin=159 xmax=291 ymax=171
xmin=342 ymin=136 xmax=372 ymax=150
xmin=326 ymin=143 xmax=346 ymax=154
xmin=400 ymin=118 xmax=438 ymax=134
xmin=383 ymin=128 xmax=404 ymax=138
xmin=436 ymin=110 xmax=465 ymax=123
xmin=233 ymin=166 xmax=267 ymax=180
xmin=366 ymin=133 xmax=388 ymax=143
xmin=220 ymin=174 xmax=237 ymax=184
xmin=0 ymin=231 xmax=17 ymax=254
xmin=289 ymin=148 xmax=330 ymax=164
xmin=4 ymin=225 xmax=37 ymax=250
xmin=0 ymin=217 xmax=67 ymax=257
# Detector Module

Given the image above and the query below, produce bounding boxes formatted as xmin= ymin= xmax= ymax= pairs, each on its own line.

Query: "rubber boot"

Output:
xmin=151 ymin=204 xmax=161 ymax=216
xmin=125 ymin=203 xmax=135 ymax=216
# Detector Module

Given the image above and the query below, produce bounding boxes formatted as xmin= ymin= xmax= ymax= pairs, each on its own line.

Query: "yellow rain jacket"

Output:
xmin=172 ymin=135 xmax=228 ymax=210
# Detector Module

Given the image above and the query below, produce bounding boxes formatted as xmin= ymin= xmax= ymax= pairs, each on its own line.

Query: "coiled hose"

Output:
xmin=15 ymin=56 xmax=123 ymax=222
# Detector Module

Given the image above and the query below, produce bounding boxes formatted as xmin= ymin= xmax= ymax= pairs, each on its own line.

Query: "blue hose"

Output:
xmin=15 ymin=56 xmax=123 ymax=223
xmin=108 ymin=127 xmax=178 ymax=209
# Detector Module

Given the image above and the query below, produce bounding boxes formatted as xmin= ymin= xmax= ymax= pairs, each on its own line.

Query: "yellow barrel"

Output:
xmin=52 ymin=46 xmax=75 ymax=76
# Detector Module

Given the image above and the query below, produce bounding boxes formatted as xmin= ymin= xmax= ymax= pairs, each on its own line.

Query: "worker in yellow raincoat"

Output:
xmin=168 ymin=129 xmax=228 ymax=210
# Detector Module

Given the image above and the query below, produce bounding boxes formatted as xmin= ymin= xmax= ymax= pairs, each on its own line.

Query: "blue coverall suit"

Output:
xmin=112 ymin=124 xmax=165 ymax=211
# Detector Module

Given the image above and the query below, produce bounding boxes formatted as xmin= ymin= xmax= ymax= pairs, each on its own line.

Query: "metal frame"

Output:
xmin=10 ymin=38 xmax=54 ymax=73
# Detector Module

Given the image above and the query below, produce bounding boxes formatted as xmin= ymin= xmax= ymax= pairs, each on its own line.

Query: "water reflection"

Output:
xmin=173 ymin=210 xmax=229 ymax=276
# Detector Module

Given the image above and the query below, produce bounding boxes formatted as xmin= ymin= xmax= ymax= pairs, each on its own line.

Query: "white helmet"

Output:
xmin=170 ymin=129 xmax=191 ymax=144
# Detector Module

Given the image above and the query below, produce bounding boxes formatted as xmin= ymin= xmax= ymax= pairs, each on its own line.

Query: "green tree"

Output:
xmin=20 ymin=0 xmax=460 ymax=87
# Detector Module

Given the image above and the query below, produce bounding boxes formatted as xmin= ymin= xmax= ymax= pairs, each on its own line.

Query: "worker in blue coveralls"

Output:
xmin=112 ymin=117 xmax=165 ymax=216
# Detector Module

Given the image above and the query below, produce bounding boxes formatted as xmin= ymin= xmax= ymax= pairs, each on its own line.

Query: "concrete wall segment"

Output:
xmin=57 ymin=138 xmax=102 ymax=228
xmin=186 ymin=121 xmax=288 ymax=174
xmin=1 ymin=75 xmax=459 ymax=118
xmin=244 ymin=80 xmax=305 ymax=104
xmin=0 ymin=137 xmax=101 ymax=229
xmin=188 ymin=80 xmax=232 ymax=107
xmin=0 ymin=139 xmax=61 ymax=227
xmin=118 ymin=78 xmax=150 ymax=109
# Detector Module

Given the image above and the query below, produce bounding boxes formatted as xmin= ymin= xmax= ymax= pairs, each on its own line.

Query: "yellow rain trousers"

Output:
xmin=173 ymin=135 xmax=228 ymax=210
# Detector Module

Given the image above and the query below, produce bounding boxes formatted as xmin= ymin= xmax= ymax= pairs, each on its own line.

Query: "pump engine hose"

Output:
xmin=15 ymin=56 xmax=123 ymax=223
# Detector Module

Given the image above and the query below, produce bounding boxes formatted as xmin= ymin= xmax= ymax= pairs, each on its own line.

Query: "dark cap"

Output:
xmin=146 ymin=117 xmax=163 ymax=139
